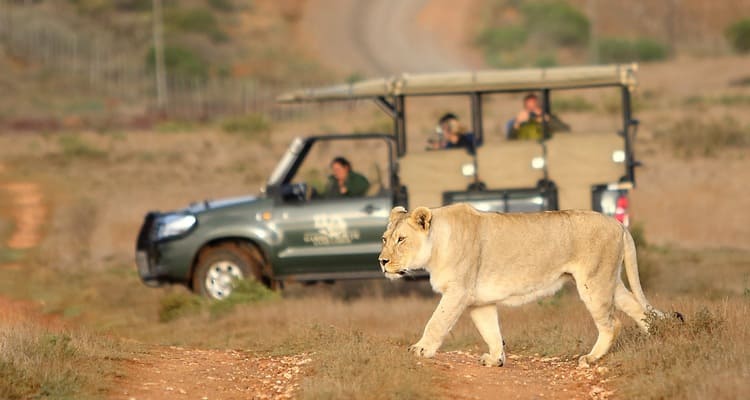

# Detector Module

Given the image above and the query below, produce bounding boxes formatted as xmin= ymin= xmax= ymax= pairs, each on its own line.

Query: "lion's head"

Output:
xmin=378 ymin=206 xmax=433 ymax=279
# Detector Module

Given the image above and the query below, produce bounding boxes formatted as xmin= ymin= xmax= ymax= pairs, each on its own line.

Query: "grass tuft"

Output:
xmin=158 ymin=292 xmax=204 ymax=323
xmin=297 ymin=325 xmax=438 ymax=400
xmin=158 ymin=279 xmax=279 ymax=322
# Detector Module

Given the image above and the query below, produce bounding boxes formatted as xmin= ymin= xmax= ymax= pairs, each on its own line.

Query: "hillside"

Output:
xmin=0 ymin=0 xmax=328 ymax=125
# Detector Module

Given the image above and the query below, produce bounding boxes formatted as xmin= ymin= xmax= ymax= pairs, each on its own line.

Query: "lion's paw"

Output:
xmin=577 ymin=355 xmax=594 ymax=368
xmin=479 ymin=352 xmax=505 ymax=367
xmin=408 ymin=343 xmax=436 ymax=358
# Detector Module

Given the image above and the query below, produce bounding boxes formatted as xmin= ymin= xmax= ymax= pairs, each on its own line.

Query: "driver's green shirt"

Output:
xmin=325 ymin=171 xmax=370 ymax=197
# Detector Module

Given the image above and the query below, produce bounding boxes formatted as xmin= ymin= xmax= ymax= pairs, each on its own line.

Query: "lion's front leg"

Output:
xmin=410 ymin=292 xmax=468 ymax=358
xmin=469 ymin=304 xmax=506 ymax=367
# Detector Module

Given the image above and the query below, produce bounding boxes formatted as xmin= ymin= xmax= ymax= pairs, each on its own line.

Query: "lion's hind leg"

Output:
xmin=575 ymin=276 xmax=622 ymax=368
xmin=614 ymin=280 xmax=649 ymax=332
xmin=469 ymin=304 xmax=505 ymax=367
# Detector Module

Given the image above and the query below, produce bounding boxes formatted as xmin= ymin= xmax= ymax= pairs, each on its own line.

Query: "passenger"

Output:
xmin=506 ymin=93 xmax=546 ymax=140
xmin=324 ymin=156 xmax=370 ymax=197
xmin=427 ymin=113 xmax=477 ymax=154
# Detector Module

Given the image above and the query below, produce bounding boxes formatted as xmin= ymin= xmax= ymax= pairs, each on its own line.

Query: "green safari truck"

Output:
xmin=136 ymin=64 xmax=641 ymax=299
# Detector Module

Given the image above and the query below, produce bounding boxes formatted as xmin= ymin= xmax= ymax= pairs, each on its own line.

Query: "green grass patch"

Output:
xmin=58 ymin=134 xmax=106 ymax=159
xmin=158 ymin=279 xmax=279 ymax=322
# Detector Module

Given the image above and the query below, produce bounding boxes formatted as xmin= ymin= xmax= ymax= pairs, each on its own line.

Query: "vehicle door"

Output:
xmin=271 ymin=137 xmax=393 ymax=278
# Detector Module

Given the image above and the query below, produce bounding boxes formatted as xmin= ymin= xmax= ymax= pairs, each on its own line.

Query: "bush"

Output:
xmin=520 ymin=1 xmax=590 ymax=47
xmin=726 ymin=18 xmax=750 ymax=53
xmin=656 ymin=117 xmax=750 ymax=157
xmin=209 ymin=279 xmax=279 ymax=316
xmin=146 ymin=45 xmax=209 ymax=81
xmin=598 ymin=37 xmax=668 ymax=63
xmin=158 ymin=292 xmax=204 ymax=322
xmin=476 ymin=26 xmax=528 ymax=52
xmin=534 ymin=53 xmax=557 ymax=67
xmin=165 ymin=8 xmax=227 ymax=42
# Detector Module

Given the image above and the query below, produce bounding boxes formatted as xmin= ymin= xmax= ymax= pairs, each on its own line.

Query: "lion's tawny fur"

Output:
xmin=378 ymin=203 xmax=661 ymax=367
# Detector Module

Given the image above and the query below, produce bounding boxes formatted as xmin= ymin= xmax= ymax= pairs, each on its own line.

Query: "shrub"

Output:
xmin=476 ymin=26 xmax=528 ymax=52
xmin=158 ymin=292 xmax=204 ymax=322
xmin=165 ymin=8 xmax=227 ymax=42
xmin=520 ymin=1 xmax=590 ymax=47
xmin=598 ymin=37 xmax=668 ymax=63
xmin=209 ymin=279 xmax=279 ymax=316
xmin=726 ymin=18 xmax=750 ymax=53
xmin=146 ymin=45 xmax=209 ymax=81
xmin=534 ymin=53 xmax=557 ymax=67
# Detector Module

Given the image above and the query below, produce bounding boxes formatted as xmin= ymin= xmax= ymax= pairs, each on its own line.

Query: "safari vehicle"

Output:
xmin=136 ymin=64 xmax=641 ymax=299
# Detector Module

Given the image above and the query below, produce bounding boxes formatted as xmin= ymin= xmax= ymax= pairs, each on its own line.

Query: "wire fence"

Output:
xmin=0 ymin=1 xmax=349 ymax=126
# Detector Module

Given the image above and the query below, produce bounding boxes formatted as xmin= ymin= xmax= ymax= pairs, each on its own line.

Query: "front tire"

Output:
xmin=191 ymin=243 xmax=266 ymax=300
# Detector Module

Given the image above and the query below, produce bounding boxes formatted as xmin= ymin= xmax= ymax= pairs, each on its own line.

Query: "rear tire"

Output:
xmin=191 ymin=243 xmax=268 ymax=300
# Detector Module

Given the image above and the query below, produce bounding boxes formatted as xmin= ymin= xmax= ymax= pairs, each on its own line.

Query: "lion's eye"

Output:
xmin=397 ymin=236 xmax=405 ymax=243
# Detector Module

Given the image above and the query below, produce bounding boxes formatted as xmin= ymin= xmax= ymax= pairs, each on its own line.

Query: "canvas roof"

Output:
xmin=277 ymin=64 xmax=638 ymax=103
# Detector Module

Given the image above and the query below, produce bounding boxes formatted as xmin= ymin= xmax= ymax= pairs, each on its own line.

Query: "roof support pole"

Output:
xmin=394 ymin=95 xmax=406 ymax=157
xmin=621 ymin=87 xmax=636 ymax=185
xmin=470 ymin=92 xmax=483 ymax=143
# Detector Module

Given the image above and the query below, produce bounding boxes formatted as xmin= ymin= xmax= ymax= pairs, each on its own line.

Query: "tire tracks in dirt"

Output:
xmin=301 ymin=0 xmax=482 ymax=76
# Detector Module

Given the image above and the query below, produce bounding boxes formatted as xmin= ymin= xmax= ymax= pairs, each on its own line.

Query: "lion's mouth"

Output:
xmin=384 ymin=269 xmax=409 ymax=280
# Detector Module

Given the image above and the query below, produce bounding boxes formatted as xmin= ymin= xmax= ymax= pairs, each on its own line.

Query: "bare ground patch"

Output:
xmin=112 ymin=347 xmax=311 ymax=400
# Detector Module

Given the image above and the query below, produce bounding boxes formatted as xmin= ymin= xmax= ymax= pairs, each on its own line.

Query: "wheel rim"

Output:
xmin=204 ymin=260 xmax=244 ymax=300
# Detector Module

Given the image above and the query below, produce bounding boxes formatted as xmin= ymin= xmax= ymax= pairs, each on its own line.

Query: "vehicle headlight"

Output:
xmin=157 ymin=214 xmax=197 ymax=240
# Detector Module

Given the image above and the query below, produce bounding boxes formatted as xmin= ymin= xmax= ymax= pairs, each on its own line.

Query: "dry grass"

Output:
xmin=0 ymin=322 xmax=126 ymax=400
xmin=1 ymin=71 xmax=750 ymax=397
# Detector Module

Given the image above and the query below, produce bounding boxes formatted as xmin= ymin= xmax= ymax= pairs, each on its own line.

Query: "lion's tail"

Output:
xmin=622 ymin=228 xmax=663 ymax=317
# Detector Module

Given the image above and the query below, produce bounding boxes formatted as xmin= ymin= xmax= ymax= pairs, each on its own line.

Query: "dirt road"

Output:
xmin=301 ymin=0 xmax=483 ymax=76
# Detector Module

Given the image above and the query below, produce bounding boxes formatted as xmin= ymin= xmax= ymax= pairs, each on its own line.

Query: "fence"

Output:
xmin=0 ymin=1 xmax=350 ymax=125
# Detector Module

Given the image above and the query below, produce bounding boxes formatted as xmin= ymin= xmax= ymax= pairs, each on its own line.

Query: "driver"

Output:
xmin=325 ymin=157 xmax=370 ymax=197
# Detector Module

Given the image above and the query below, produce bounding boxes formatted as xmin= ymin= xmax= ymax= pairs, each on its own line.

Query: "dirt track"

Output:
xmin=301 ymin=0 xmax=482 ymax=75
xmin=0 ymin=165 xmax=608 ymax=399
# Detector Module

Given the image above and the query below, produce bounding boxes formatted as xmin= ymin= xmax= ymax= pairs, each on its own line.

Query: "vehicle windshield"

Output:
xmin=267 ymin=137 xmax=306 ymax=187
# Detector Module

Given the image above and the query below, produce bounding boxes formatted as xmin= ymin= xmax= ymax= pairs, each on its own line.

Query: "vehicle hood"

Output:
xmin=186 ymin=195 xmax=261 ymax=213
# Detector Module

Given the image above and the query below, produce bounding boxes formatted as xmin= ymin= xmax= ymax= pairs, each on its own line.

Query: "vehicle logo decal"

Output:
xmin=304 ymin=215 xmax=360 ymax=246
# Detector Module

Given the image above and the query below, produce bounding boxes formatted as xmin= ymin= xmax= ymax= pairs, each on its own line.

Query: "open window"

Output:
xmin=274 ymin=135 xmax=395 ymax=204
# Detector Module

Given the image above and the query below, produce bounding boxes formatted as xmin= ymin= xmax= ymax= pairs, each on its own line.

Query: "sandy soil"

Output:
xmin=112 ymin=347 xmax=312 ymax=400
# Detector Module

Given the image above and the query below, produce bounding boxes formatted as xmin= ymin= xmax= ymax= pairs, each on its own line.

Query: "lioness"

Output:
xmin=378 ymin=204 xmax=663 ymax=367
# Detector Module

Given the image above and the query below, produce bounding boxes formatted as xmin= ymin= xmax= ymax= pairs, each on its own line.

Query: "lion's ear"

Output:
xmin=389 ymin=206 xmax=407 ymax=221
xmin=410 ymin=207 xmax=432 ymax=231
